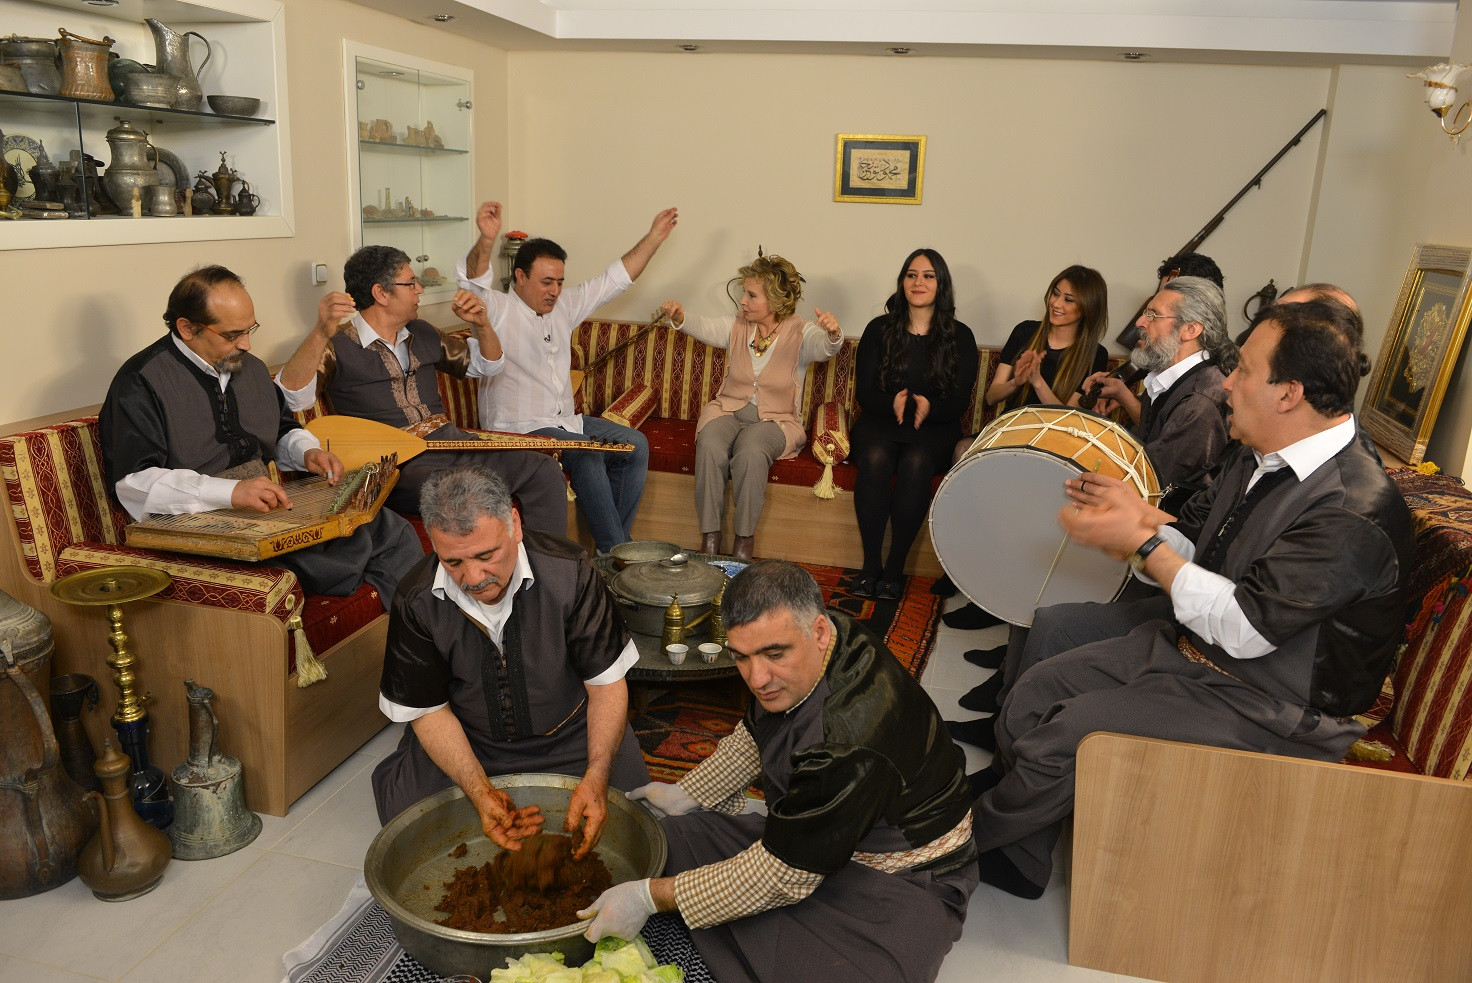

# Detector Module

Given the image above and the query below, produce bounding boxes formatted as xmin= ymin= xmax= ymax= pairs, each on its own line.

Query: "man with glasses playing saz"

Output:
xmin=100 ymin=265 xmax=423 ymax=608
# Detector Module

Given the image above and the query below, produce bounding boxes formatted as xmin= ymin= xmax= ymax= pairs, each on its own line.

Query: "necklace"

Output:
xmin=750 ymin=322 xmax=778 ymax=356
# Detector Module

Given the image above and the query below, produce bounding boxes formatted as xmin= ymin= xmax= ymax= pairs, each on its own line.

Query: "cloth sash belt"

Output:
xmin=850 ymin=811 xmax=976 ymax=876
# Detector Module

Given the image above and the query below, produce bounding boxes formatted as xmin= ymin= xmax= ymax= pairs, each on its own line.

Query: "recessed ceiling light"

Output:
xmin=83 ymin=0 xmax=119 ymax=6
xmin=1120 ymin=51 xmax=1149 ymax=61
xmin=381 ymin=70 xmax=405 ymax=78
xmin=887 ymin=46 xmax=914 ymax=56
xmin=676 ymin=43 xmax=701 ymax=52
xmin=431 ymin=14 xmax=456 ymax=23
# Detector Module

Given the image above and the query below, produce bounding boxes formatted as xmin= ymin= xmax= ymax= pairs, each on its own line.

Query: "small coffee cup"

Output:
xmin=665 ymin=643 xmax=688 ymax=665
xmin=699 ymin=642 xmax=723 ymax=664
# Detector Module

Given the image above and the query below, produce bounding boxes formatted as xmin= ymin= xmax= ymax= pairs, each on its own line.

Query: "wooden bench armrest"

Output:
xmin=1070 ymin=731 xmax=1472 ymax=982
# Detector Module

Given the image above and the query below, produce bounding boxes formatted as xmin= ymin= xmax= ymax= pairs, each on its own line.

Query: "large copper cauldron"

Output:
xmin=364 ymin=774 xmax=666 ymax=978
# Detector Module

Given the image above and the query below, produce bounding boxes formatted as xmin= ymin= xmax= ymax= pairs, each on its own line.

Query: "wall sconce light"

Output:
xmin=1410 ymin=62 xmax=1472 ymax=142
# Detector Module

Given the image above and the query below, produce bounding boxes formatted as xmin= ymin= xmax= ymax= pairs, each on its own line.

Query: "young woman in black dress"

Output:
xmin=849 ymin=248 xmax=979 ymax=599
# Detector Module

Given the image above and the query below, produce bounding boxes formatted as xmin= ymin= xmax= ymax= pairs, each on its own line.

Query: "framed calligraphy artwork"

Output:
xmin=1362 ymin=243 xmax=1472 ymax=465
xmin=834 ymin=134 xmax=925 ymax=204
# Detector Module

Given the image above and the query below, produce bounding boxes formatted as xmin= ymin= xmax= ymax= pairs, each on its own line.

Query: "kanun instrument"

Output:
xmin=124 ymin=457 xmax=398 ymax=561
xmin=928 ymin=406 xmax=1159 ymax=627
xmin=305 ymin=415 xmax=634 ymax=473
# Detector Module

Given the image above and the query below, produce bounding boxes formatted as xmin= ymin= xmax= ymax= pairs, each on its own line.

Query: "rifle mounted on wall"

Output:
xmin=1116 ymin=108 xmax=1328 ymax=347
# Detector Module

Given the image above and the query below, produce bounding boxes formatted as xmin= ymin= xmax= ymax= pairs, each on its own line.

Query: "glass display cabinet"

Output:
xmin=346 ymin=43 xmax=472 ymax=304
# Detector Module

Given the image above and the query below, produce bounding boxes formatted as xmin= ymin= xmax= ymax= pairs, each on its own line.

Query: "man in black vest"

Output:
xmin=1077 ymin=275 xmax=1235 ymax=492
xmin=967 ymin=300 xmax=1413 ymax=899
xmin=276 ymin=245 xmax=567 ymax=533
xmin=100 ymin=266 xmax=423 ymax=606
xmin=370 ymin=466 xmax=648 ymax=840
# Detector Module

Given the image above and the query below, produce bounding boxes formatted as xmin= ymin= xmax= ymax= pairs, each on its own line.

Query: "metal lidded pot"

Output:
xmin=609 ymin=553 xmax=726 ymax=637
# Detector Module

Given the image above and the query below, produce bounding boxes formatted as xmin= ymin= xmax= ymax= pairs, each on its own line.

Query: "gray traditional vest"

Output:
xmin=326 ymin=320 xmax=448 ymax=427
xmin=137 ymin=343 xmax=280 ymax=478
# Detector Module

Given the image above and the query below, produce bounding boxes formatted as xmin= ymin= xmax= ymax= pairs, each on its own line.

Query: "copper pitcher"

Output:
xmin=0 ymin=596 xmax=99 ymax=899
xmin=78 ymin=740 xmax=171 ymax=901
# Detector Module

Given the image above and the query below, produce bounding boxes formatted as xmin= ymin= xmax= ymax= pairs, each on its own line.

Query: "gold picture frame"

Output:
xmin=834 ymin=134 xmax=925 ymax=204
xmin=1361 ymin=243 xmax=1472 ymax=465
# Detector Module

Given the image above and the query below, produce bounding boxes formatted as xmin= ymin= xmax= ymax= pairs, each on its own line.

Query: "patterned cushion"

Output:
xmin=0 ymin=418 xmax=384 ymax=672
xmin=1384 ymin=469 xmax=1472 ymax=780
xmin=603 ymin=382 xmax=657 ymax=430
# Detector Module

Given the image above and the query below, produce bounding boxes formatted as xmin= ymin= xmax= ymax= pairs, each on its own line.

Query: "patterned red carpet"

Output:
xmin=632 ymin=565 xmax=943 ymax=785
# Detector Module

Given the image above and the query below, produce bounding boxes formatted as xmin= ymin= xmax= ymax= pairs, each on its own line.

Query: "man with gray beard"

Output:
xmin=1078 ymin=275 xmax=1234 ymax=493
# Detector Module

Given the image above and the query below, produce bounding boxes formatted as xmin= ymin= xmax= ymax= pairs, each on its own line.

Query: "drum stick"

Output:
xmin=1034 ymin=459 xmax=1103 ymax=605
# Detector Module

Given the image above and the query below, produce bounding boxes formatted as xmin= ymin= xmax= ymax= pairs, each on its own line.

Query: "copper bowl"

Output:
xmin=363 ymin=775 xmax=666 ymax=978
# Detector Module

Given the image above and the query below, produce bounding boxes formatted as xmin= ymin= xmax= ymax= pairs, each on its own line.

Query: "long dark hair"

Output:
xmin=1005 ymin=264 xmax=1108 ymax=410
xmin=878 ymin=248 xmax=962 ymax=396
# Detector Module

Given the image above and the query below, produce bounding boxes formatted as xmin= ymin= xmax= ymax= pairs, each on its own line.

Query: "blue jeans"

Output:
xmin=531 ymin=416 xmax=649 ymax=553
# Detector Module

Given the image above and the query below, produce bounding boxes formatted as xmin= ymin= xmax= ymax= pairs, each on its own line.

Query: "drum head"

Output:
xmin=928 ymin=447 xmax=1130 ymax=627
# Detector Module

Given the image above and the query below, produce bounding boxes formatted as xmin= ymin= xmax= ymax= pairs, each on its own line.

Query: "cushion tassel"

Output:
xmin=287 ymin=597 xmax=327 ymax=687
xmin=813 ymin=460 xmax=837 ymax=500
xmin=1345 ymin=738 xmax=1393 ymax=763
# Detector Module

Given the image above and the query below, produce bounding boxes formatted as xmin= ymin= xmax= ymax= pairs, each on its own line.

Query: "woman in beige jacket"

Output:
xmin=661 ymin=254 xmax=841 ymax=561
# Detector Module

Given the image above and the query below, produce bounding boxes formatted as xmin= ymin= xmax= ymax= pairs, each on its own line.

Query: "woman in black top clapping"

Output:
xmin=849 ymin=249 xmax=979 ymax=599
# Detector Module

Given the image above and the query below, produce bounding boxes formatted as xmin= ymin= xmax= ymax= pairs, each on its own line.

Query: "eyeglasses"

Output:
xmin=391 ymin=280 xmax=422 ymax=290
xmin=194 ymin=321 xmax=261 ymax=344
xmin=1139 ymin=310 xmax=1182 ymax=324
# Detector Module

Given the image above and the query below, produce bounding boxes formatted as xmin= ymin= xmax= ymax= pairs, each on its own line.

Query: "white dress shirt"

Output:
xmin=379 ymin=540 xmax=640 ymax=722
xmin=1143 ymin=349 xmax=1209 ymax=402
xmin=1151 ymin=416 xmax=1357 ymax=660
xmin=275 ymin=313 xmax=502 ymax=412
xmin=114 ymin=335 xmax=318 ymax=521
xmin=457 ymin=257 xmax=634 ymax=433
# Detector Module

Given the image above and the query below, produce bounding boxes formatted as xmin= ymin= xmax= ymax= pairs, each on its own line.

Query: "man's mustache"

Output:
xmin=466 ymin=574 xmax=500 ymax=592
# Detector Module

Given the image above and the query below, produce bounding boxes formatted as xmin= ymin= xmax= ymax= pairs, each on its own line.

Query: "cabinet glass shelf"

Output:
xmin=359 ymin=140 xmax=466 ymax=155
xmin=0 ymin=89 xmax=275 ymax=126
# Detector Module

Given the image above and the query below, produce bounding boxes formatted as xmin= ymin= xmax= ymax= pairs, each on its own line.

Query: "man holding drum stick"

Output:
xmin=964 ymin=299 xmax=1412 ymax=899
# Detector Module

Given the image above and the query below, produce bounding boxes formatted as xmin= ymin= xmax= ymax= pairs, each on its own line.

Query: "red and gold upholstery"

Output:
xmin=0 ymin=417 xmax=382 ymax=671
xmin=602 ymin=382 xmax=658 ymax=430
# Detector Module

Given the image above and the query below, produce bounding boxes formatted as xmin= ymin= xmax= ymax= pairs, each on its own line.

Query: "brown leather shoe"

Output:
xmin=700 ymin=532 xmax=721 ymax=555
xmin=732 ymin=535 xmax=755 ymax=562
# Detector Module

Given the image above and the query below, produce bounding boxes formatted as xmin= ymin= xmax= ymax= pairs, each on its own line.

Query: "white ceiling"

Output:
xmin=348 ymin=0 xmax=1457 ymax=65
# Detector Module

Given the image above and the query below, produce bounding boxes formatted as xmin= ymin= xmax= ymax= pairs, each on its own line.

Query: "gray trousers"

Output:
xmin=662 ymin=811 xmax=977 ymax=983
xmin=695 ymin=402 xmax=786 ymax=537
xmin=975 ymin=618 xmax=1365 ymax=889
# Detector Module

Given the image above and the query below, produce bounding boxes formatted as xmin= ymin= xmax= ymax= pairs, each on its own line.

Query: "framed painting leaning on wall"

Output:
xmin=1362 ymin=243 xmax=1472 ymax=466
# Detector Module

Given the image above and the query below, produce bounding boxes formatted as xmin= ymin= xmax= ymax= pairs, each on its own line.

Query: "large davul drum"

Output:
xmin=928 ymin=406 xmax=1159 ymax=627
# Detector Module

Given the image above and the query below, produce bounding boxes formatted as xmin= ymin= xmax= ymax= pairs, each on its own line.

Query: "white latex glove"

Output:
xmin=578 ymin=878 xmax=657 ymax=942
xmin=627 ymin=781 xmax=699 ymax=818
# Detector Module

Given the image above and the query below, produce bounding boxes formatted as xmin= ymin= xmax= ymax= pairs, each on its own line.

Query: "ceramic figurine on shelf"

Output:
xmin=423 ymin=120 xmax=442 ymax=149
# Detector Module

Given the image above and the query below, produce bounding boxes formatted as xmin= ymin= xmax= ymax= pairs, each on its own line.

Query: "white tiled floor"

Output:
xmin=0 ymin=598 xmax=1142 ymax=982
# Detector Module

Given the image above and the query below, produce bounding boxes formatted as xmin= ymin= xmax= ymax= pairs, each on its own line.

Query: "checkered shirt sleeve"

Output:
xmin=673 ymin=839 xmax=824 ymax=929
xmin=676 ymin=721 xmax=761 ymax=814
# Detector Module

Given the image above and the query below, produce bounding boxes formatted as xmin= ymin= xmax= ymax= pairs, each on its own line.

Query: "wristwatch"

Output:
xmin=1127 ymin=533 xmax=1166 ymax=573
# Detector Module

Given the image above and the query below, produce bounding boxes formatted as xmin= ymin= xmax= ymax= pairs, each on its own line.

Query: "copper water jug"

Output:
xmin=78 ymin=741 xmax=171 ymax=901
xmin=0 ymin=594 xmax=98 ymax=899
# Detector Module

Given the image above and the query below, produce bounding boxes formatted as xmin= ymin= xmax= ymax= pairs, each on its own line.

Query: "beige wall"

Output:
xmin=503 ymin=51 xmax=1331 ymax=352
xmin=12 ymin=14 xmax=1470 ymax=474
xmin=0 ymin=0 xmax=508 ymax=423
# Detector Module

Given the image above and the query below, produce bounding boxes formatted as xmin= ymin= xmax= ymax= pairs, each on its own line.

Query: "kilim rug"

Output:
xmin=633 ymin=566 xmax=943 ymax=787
